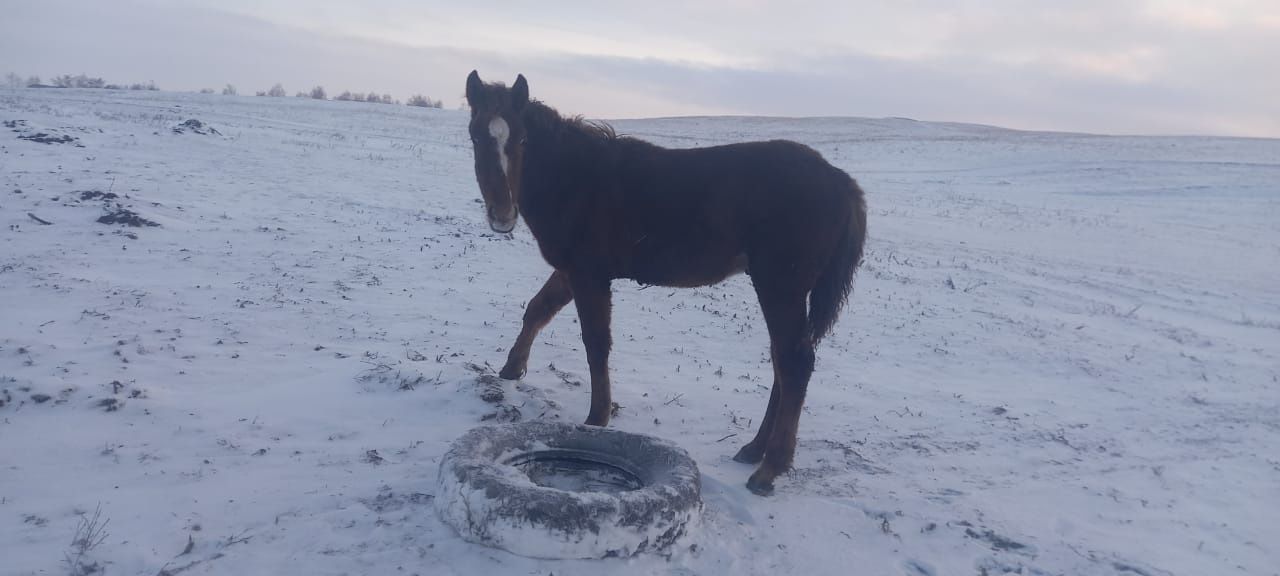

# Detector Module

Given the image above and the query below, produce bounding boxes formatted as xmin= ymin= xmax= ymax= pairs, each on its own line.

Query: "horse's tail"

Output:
xmin=808 ymin=177 xmax=867 ymax=344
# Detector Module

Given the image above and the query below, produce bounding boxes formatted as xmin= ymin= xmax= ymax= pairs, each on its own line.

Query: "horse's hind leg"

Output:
xmin=733 ymin=368 xmax=779 ymax=464
xmin=569 ymin=273 xmax=614 ymax=427
xmin=500 ymin=270 xmax=573 ymax=380
xmin=746 ymin=284 xmax=814 ymax=496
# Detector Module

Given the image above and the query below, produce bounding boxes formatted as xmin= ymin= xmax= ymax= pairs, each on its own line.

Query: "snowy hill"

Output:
xmin=2 ymin=88 xmax=1277 ymax=575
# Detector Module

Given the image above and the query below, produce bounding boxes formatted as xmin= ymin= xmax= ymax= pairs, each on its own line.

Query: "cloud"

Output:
xmin=1 ymin=0 xmax=1276 ymax=137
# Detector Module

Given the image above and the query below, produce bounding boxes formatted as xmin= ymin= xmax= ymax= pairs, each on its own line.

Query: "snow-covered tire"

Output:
xmin=434 ymin=420 xmax=702 ymax=559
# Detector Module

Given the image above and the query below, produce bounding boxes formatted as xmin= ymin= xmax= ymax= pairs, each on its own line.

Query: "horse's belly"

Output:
xmin=629 ymin=249 xmax=747 ymax=288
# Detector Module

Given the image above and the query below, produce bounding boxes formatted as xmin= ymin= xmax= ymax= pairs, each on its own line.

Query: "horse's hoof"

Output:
xmin=498 ymin=364 xmax=525 ymax=381
xmin=745 ymin=472 xmax=775 ymax=497
xmin=732 ymin=444 xmax=764 ymax=464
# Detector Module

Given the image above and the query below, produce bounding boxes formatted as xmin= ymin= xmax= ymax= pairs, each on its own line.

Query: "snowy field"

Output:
xmin=1 ymin=88 xmax=1277 ymax=576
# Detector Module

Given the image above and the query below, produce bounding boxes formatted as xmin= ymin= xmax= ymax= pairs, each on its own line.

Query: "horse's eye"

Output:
xmin=520 ymin=137 xmax=528 ymax=146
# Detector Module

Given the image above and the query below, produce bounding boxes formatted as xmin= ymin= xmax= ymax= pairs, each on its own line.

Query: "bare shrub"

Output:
xmin=63 ymin=504 xmax=110 ymax=576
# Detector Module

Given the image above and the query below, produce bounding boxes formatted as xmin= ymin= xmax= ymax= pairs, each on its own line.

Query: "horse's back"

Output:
xmin=608 ymin=138 xmax=860 ymax=287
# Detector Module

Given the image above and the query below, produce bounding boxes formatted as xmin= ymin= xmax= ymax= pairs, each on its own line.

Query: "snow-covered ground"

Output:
xmin=1 ymin=88 xmax=1277 ymax=576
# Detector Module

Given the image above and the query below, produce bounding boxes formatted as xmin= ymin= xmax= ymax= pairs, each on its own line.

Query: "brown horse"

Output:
xmin=463 ymin=71 xmax=867 ymax=495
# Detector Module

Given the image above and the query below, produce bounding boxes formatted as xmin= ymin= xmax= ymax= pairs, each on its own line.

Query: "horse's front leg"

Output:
xmin=500 ymin=270 xmax=573 ymax=380
xmin=569 ymin=273 xmax=613 ymax=426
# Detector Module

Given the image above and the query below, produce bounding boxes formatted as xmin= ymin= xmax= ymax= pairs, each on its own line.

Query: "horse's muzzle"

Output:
xmin=488 ymin=212 xmax=517 ymax=233
xmin=487 ymin=203 xmax=518 ymax=233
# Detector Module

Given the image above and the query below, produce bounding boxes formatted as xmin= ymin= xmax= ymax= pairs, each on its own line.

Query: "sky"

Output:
xmin=2 ymin=0 xmax=1278 ymax=137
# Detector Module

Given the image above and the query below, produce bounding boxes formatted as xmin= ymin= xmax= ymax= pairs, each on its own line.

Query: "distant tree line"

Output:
xmin=334 ymin=90 xmax=396 ymax=105
xmin=254 ymin=83 xmax=288 ymax=97
xmin=5 ymin=72 xmax=158 ymax=91
xmin=5 ymin=72 xmax=445 ymax=109
xmin=251 ymin=83 xmax=442 ymax=108
xmin=405 ymin=94 xmax=443 ymax=108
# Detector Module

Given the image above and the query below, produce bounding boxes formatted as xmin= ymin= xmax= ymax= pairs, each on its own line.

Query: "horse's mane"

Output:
xmin=523 ymin=100 xmax=618 ymax=144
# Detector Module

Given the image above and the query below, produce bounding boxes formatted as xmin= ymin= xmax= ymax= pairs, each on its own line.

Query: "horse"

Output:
xmin=463 ymin=71 xmax=867 ymax=495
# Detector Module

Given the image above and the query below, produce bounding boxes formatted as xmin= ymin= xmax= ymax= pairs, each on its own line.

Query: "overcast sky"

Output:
xmin=3 ymin=0 xmax=1278 ymax=137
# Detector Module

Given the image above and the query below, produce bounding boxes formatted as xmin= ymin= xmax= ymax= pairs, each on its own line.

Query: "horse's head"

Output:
xmin=465 ymin=70 xmax=529 ymax=233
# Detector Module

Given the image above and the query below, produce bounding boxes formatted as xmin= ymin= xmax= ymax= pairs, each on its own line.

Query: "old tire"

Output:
xmin=434 ymin=420 xmax=702 ymax=559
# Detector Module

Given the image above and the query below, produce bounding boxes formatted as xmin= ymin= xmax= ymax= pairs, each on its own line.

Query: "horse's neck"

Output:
xmin=522 ymin=102 xmax=562 ymax=140
xmin=526 ymin=109 xmax=608 ymax=176
xmin=519 ymin=106 xmax=602 ymax=259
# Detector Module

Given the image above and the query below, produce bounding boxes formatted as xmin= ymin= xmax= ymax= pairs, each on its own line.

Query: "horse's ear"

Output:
xmin=512 ymin=74 xmax=528 ymax=111
xmin=466 ymin=70 xmax=483 ymax=106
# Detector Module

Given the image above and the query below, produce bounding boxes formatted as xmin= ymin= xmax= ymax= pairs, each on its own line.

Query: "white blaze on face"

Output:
xmin=488 ymin=116 xmax=510 ymax=176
